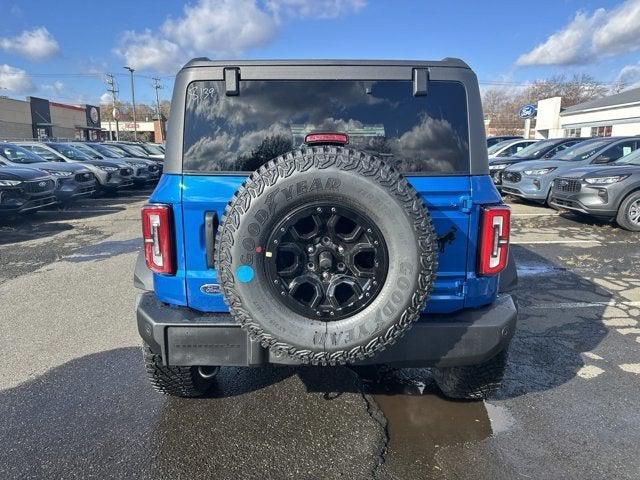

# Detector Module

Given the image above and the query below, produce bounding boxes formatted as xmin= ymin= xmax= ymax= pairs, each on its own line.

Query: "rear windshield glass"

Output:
xmin=183 ymin=80 xmax=470 ymax=174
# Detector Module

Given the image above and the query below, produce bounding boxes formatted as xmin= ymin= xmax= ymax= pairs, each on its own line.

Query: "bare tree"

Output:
xmin=483 ymin=74 xmax=610 ymax=135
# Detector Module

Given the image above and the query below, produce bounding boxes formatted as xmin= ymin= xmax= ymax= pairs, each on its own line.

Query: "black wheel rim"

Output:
xmin=264 ymin=202 xmax=388 ymax=320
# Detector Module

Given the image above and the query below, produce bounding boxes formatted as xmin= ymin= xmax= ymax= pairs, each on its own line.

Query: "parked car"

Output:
xmin=487 ymin=135 xmax=522 ymax=148
xmin=487 ymin=138 xmax=538 ymax=158
xmin=133 ymin=58 xmax=518 ymax=400
xmin=16 ymin=142 xmax=134 ymax=192
xmin=106 ymin=142 xmax=160 ymax=161
xmin=501 ymin=137 xmax=640 ymax=205
xmin=0 ymin=143 xmax=96 ymax=203
xmin=489 ymin=138 xmax=586 ymax=188
xmin=135 ymin=142 xmax=165 ymax=159
xmin=68 ymin=142 xmax=160 ymax=185
xmin=0 ymin=165 xmax=57 ymax=216
xmin=550 ymin=148 xmax=640 ymax=231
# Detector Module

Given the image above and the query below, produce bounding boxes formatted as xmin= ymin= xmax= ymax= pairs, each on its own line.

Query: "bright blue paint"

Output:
xmin=236 ymin=265 xmax=255 ymax=283
xmin=173 ymin=173 xmax=502 ymax=315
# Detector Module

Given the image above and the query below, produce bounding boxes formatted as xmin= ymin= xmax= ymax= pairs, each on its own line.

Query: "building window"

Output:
xmin=590 ymin=125 xmax=612 ymax=137
xmin=564 ymin=128 xmax=581 ymax=138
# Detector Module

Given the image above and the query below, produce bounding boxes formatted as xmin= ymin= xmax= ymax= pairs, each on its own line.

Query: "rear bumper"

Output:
xmin=137 ymin=292 xmax=518 ymax=368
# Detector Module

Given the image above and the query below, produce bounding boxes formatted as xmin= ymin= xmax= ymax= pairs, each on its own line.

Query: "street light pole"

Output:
xmin=123 ymin=66 xmax=137 ymax=140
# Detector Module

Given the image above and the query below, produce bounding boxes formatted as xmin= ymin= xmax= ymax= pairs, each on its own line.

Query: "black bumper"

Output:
xmin=137 ymin=292 xmax=517 ymax=368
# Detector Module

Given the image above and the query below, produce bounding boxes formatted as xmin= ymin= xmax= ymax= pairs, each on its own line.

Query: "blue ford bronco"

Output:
xmin=134 ymin=59 xmax=518 ymax=399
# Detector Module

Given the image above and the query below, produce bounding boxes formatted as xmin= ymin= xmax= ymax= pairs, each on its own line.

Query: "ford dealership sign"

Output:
xmin=518 ymin=104 xmax=537 ymax=119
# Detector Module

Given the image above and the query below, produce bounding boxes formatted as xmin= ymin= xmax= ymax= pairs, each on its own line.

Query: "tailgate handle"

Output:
xmin=205 ymin=211 xmax=219 ymax=268
xmin=412 ymin=68 xmax=429 ymax=96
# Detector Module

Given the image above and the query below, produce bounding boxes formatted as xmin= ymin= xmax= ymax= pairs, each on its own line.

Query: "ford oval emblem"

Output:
xmin=518 ymin=104 xmax=537 ymax=119
xmin=200 ymin=283 xmax=221 ymax=294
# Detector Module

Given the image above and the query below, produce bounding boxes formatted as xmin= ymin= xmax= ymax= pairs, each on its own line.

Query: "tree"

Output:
xmin=482 ymin=74 xmax=610 ymax=135
xmin=238 ymin=135 xmax=293 ymax=171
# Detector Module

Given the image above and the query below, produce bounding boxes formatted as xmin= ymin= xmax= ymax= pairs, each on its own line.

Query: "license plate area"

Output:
xmin=167 ymin=326 xmax=248 ymax=366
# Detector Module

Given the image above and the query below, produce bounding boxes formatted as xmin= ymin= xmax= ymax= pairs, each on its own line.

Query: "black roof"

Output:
xmin=182 ymin=58 xmax=470 ymax=69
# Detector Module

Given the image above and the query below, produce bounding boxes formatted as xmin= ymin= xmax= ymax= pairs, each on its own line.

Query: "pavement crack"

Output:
xmin=360 ymin=389 xmax=389 ymax=480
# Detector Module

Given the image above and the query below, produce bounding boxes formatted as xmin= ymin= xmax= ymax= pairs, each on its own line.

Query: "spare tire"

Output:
xmin=215 ymin=146 xmax=437 ymax=365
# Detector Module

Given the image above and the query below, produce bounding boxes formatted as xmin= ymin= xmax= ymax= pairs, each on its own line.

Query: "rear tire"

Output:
xmin=142 ymin=343 xmax=219 ymax=397
xmin=616 ymin=191 xmax=640 ymax=232
xmin=433 ymin=348 xmax=509 ymax=400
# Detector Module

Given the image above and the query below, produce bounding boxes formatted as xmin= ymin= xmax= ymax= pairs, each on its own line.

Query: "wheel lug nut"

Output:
xmin=367 ymin=228 xmax=372 ymax=233
xmin=337 ymin=246 xmax=344 ymax=254
xmin=274 ymin=279 xmax=279 ymax=284
xmin=273 ymin=239 xmax=278 ymax=244
xmin=307 ymin=246 xmax=314 ymax=253
xmin=331 ymin=207 xmax=336 ymax=212
xmin=316 ymin=207 xmax=323 ymax=212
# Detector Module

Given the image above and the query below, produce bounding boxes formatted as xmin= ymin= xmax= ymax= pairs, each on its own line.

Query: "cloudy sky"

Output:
xmin=1 ymin=0 xmax=639 ymax=106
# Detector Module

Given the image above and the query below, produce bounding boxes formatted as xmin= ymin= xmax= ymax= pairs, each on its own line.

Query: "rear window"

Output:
xmin=183 ymin=80 xmax=470 ymax=174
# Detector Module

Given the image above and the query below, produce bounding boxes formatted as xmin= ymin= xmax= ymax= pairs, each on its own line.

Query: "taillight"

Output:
xmin=304 ymin=132 xmax=349 ymax=145
xmin=478 ymin=206 xmax=510 ymax=276
xmin=141 ymin=204 xmax=175 ymax=275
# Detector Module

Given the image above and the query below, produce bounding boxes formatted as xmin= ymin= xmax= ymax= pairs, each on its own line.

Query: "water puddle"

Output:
xmin=65 ymin=238 xmax=140 ymax=262
xmin=517 ymin=263 xmax=567 ymax=277
xmin=356 ymin=368 xmax=513 ymax=477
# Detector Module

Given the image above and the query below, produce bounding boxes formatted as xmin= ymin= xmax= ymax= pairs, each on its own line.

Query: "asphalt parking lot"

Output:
xmin=0 ymin=192 xmax=639 ymax=480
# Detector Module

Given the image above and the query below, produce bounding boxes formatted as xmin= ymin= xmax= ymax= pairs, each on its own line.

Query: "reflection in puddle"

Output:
xmin=357 ymin=368 xmax=504 ymax=477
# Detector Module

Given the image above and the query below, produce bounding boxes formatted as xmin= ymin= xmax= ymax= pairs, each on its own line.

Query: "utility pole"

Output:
xmin=104 ymin=73 xmax=119 ymax=141
xmin=123 ymin=66 xmax=137 ymax=140
xmin=152 ymin=77 xmax=164 ymax=143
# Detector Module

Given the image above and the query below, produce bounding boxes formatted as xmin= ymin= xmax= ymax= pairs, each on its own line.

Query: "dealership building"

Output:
xmin=100 ymin=118 xmax=166 ymax=143
xmin=534 ymin=86 xmax=640 ymax=139
xmin=0 ymin=95 xmax=102 ymax=140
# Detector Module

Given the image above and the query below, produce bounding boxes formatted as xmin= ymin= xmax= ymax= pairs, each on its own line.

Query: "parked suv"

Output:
xmin=0 ymin=143 xmax=96 ymax=203
xmin=501 ymin=137 xmax=640 ymax=204
xmin=16 ymin=142 xmax=134 ymax=192
xmin=0 ymin=165 xmax=57 ymax=216
xmin=550 ymin=148 xmax=640 ymax=231
xmin=69 ymin=142 xmax=160 ymax=185
xmin=489 ymin=138 xmax=585 ymax=188
xmin=134 ymin=59 xmax=518 ymax=399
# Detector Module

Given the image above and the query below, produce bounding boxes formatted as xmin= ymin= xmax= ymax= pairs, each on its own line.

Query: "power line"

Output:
xmin=104 ymin=73 xmax=120 ymax=141
xmin=152 ymin=77 xmax=165 ymax=142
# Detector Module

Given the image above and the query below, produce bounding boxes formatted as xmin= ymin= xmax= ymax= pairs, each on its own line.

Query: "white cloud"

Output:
xmin=517 ymin=0 xmax=640 ymax=67
xmin=115 ymin=0 xmax=366 ymax=72
xmin=163 ymin=0 xmax=277 ymax=54
xmin=114 ymin=30 xmax=183 ymax=73
xmin=266 ymin=0 xmax=367 ymax=19
xmin=42 ymin=80 xmax=65 ymax=96
xmin=616 ymin=63 xmax=640 ymax=88
xmin=0 ymin=64 xmax=35 ymax=94
xmin=516 ymin=10 xmax=605 ymax=66
xmin=100 ymin=92 xmax=115 ymax=105
xmin=0 ymin=27 xmax=60 ymax=61
xmin=592 ymin=0 xmax=640 ymax=56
